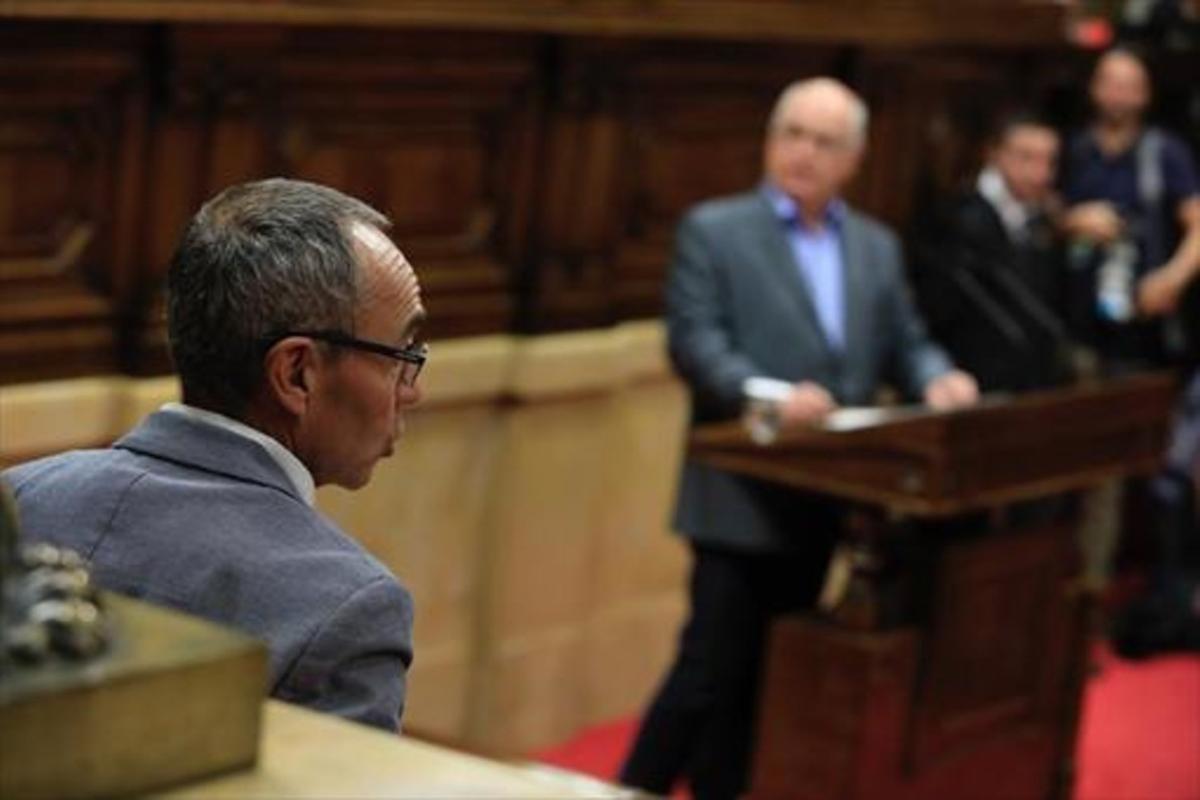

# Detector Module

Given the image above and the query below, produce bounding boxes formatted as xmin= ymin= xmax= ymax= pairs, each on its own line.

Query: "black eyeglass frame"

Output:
xmin=270 ymin=329 xmax=428 ymax=385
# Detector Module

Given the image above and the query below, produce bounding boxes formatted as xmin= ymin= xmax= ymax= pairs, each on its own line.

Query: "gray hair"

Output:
xmin=767 ymin=78 xmax=870 ymax=147
xmin=166 ymin=178 xmax=390 ymax=415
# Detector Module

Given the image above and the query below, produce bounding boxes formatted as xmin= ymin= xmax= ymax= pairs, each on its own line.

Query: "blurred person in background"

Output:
xmin=620 ymin=78 xmax=977 ymax=800
xmin=916 ymin=112 xmax=1074 ymax=393
xmin=1060 ymin=47 xmax=1200 ymax=373
xmin=1061 ymin=46 xmax=1200 ymax=634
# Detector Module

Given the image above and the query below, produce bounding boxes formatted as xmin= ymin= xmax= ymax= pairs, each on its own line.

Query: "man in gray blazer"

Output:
xmin=3 ymin=179 xmax=426 ymax=732
xmin=621 ymin=79 xmax=978 ymax=799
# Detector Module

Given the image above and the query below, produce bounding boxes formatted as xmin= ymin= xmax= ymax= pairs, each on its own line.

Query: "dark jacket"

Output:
xmin=914 ymin=189 xmax=1070 ymax=393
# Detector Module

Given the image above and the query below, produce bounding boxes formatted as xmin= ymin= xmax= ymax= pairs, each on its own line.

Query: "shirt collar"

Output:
xmin=761 ymin=182 xmax=846 ymax=231
xmin=160 ymin=402 xmax=316 ymax=507
xmin=977 ymin=166 xmax=1034 ymax=240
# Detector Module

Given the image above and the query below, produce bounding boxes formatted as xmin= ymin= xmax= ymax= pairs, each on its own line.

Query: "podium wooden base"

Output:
xmin=749 ymin=521 xmax=1091 ymax=800
xmin=692 ymin=375 xmax=1170 ymax=800
xmin=0 ymin=593 xmax=267 ymax=800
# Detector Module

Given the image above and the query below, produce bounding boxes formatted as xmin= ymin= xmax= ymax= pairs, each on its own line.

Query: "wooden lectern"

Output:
xmin=689 ymin=373 xmax=1175 ymax=800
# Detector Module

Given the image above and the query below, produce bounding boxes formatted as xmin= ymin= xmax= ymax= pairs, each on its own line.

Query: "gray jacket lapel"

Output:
xmin=747 ymin=194 xmax=835 ymax=357
xmin=115 ymin=410 xmax=303 ymax=502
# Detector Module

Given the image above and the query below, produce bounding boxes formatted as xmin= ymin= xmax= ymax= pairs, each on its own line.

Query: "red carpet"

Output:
xmin=1074 ymin=646 xmax=1200 ymax=800
xmin=537 ymin=645 xmax=1200 ymax=799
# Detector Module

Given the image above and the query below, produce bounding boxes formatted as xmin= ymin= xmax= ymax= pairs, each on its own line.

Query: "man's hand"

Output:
xmin=923 ymin=370 xmax=979 ymax=410
xmin=1137 ymin=264 xmax=1189 ymax=317
xmin=1064 ymin=201 xmax=1123 ymax=244
xmin=779 ymin=381 xmax=837 ymax=425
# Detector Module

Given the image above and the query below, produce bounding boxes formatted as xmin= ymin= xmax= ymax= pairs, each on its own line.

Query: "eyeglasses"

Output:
xmin=275 ymin=329 xmax=428 ymax=387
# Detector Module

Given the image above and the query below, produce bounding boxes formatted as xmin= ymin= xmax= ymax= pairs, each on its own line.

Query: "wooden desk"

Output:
xmin=691 ymin=375 xmax=1176 ymax=800
xmin=165 ymin=700 xmax=636 ymax=799
xmin=692 ymin=374 xmax=1174 ymax=517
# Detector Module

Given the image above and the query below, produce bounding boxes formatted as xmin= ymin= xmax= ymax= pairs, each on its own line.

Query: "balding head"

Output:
xmin=763 ymin=78 xmax=869 ymax=220
xmin=768 ymin=78 xmax=870 ymax=148
xmin=1091 ymin=48 xmax=1151 ymax=127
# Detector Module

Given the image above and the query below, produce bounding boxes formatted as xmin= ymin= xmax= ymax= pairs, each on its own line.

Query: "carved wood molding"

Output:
xmin=0 ymin=1 xmax=1069 ymax=47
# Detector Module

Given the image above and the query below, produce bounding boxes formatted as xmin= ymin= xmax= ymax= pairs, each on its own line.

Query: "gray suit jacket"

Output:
xmin=3 ymin=410 xmax=414 ymax=731
xmin=668 ymin=190 xmax=953 ymax=553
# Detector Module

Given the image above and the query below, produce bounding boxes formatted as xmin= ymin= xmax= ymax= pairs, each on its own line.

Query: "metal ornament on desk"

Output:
xmin=0 ymin=481 xmax=111 ymax=668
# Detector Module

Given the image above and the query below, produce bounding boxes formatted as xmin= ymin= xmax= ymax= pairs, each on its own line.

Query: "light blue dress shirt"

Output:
xmin=762 ymin=183 xmax=847 ymax=350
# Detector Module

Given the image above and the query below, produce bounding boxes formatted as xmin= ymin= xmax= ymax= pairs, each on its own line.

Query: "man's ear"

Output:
xmin=263 ymin=338 xmax=316 ymax=417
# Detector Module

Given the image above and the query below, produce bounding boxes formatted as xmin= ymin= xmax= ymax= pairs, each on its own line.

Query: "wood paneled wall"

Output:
xmin=0 ymin=3 xmax=1102 ymax=385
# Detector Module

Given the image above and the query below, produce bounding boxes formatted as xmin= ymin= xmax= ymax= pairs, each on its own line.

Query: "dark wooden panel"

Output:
xmin=0 ymin=24 xmax=148 ymax=383
xmin=268 ymin=29 xmax=538 ymax=342
xmin=0 ymin=9 xmax=1153 ymax=386
xmin=128 ymin=26 xmax=543 ymax=370
xmin=911 ymin=524 xmax=1075 ymax=771
xmin=526 ymin=40 xmax=842 ymax=329
xmin=751 ymin=622 xmax=920 ymax=800
xmin=750 ymin=527 xmax=1088 ymax=800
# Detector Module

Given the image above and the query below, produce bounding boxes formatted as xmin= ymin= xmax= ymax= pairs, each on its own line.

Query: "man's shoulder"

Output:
xmin=286 ymin=510 xmax=399 ymax=584
xmin=950 ymin=187 xmax=989 ymax=211
xmin=7 ymin=447 xmax=122 ymax=472
xmin=8 ymin=437 xmax=295 ymax=509
xmin=4 ymin=447 xmax=161 ymax=557
xmin=683 ymin=191 xmax=769 ymax=230
xmin=843 ymin=204 xmax=900 ymax=248
xmin=8 ymin=441 xmax=397 ymax=595
xmin=1148 ymin=126 xmax=1193 ymax=153
xmin=1149 ymin=127 xmax=1199 ymax=176
xmin=5 ymin=447 xmax=142 ymax=497
xmin=7 ymin=441 xmax=329 ymax=551
xmin=119 ymin=456 xmax=346 ymax=550
xmin=947 ymin=189 xmax=1002 ymax=229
